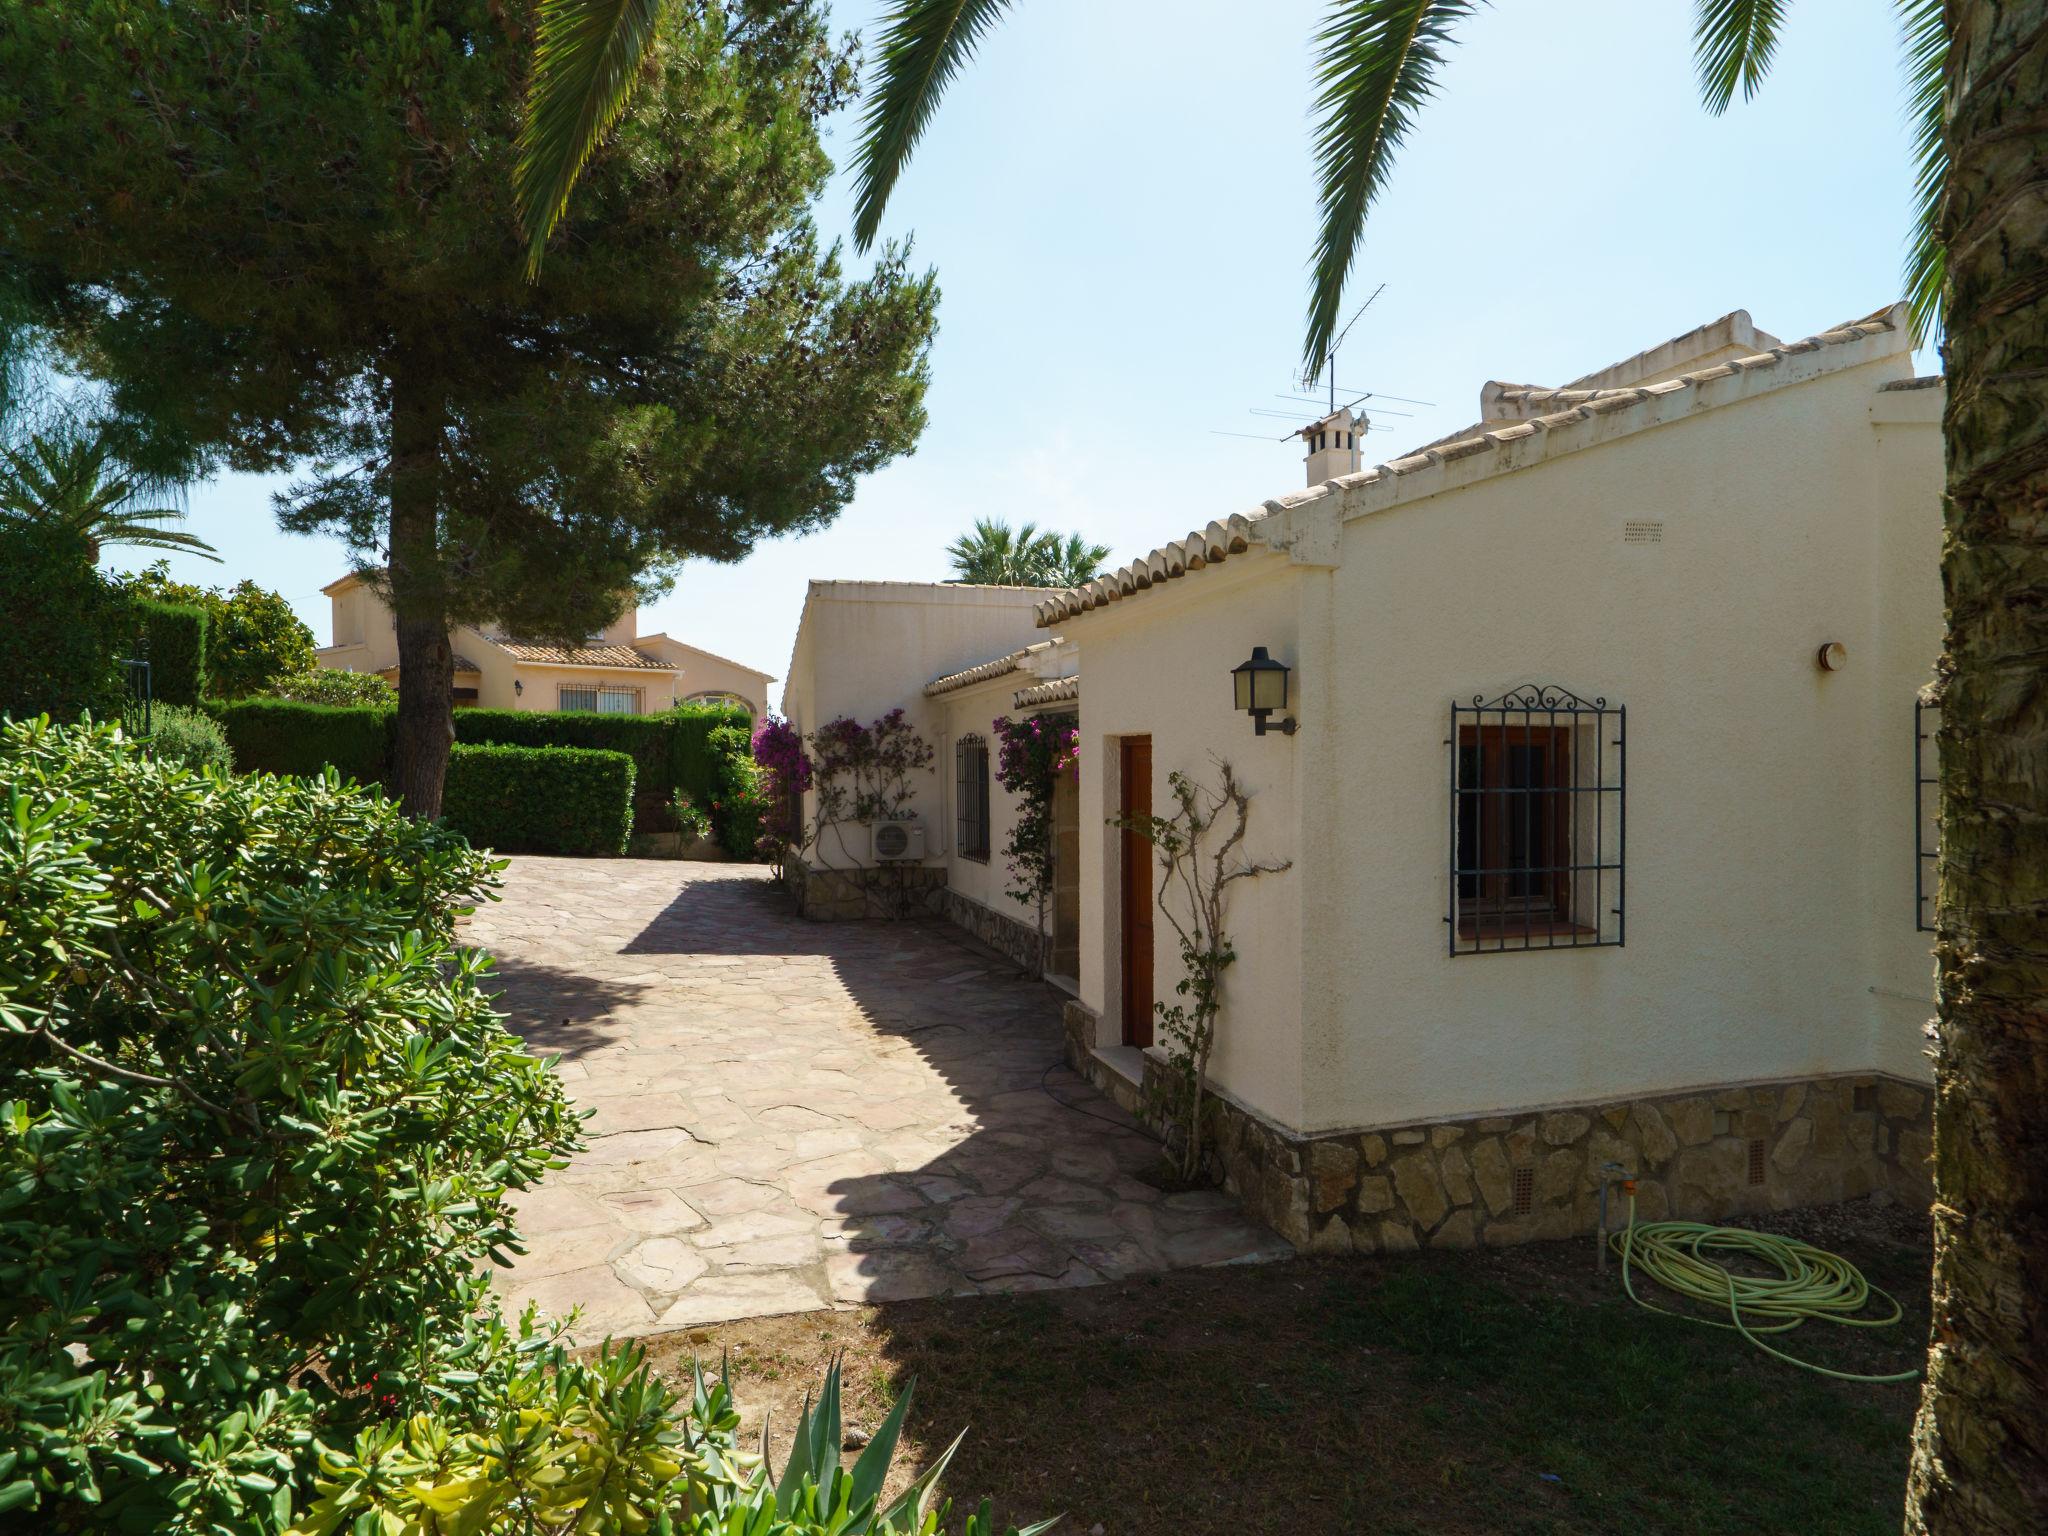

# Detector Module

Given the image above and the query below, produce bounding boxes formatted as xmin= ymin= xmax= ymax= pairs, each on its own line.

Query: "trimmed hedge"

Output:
xmin=441 ymin=742 xmax=636 ymax=855
xmin=453 ymin=702 xmax=749 ymax=829
xmin=205 ymin=698 xmax=395 ymax=787
xmin=130 ymin=597 xmax=209 ymax=705
xmin=0 ymin=521 xmax=125 ymax=722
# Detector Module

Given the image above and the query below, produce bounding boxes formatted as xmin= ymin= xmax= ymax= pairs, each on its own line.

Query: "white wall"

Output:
xmin=1055 ymin=347 xmax=1944 ymax=1138
xmin=932 ymin=679 xmax=1047 ymax=932
xmin=782 ymin=582 xmax=1046 ymax=869
xmin=1301 ymin=349 xmax=1939 ymax=1133
xmin=1062 ymin=556 xmax=1310 ymax=1130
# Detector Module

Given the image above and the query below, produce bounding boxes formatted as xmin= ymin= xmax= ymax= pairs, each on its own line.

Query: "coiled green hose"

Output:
xmin=1609 ymin=1197 xmax=1921 ymax=1383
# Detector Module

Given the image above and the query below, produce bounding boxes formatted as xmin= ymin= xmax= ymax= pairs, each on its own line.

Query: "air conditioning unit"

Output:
xmin=869 ymin=819 xmax=926 ymax=862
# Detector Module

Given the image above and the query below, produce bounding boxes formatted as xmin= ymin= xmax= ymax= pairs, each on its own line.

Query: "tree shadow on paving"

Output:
xmin=609 ymin=870 xmax=1286 ymax=1316
xmin=475 ymin=956 xmax=660 ymax=1063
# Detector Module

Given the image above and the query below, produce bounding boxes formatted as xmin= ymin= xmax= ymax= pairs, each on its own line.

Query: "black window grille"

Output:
xmin=955 ymin=736 xmax=990 ymax=861
xmin=1448 ymin=684 xmax=1624 ymax=956
xmin=119 ymin=657 xmax=152 ymax=739
xmin=1916 ymin=699 xmax=1939 ymax=932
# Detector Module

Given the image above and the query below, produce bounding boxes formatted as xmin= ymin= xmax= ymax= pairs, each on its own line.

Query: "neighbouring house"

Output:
xmin=315 ymin=572 xmax=776 ymax=717
xmin=780 ymin=304 xmax=1943 ymax=1255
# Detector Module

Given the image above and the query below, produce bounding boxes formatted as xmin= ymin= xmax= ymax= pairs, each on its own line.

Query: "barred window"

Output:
xmin=559 ymin=684 xmax=640 ymax=714
xmin=1916 ymin=699 xmax=1939 ymax=932
xmin=559 ymin=685 xmax=597 ymax=711
xmin=1450 ymin=685 xmax=1624 ymax=955
xmin=955 ymin=736 xmax=990 ymax=861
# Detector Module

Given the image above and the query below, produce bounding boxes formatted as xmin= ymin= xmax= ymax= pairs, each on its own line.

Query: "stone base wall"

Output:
xmin=782 ymin=861 xmax=946 ymax=921
xmin=1059 ymin=999 xmax=1933 ymax=1254
xmin=930 ymin=887 xmax=1047 ymax=973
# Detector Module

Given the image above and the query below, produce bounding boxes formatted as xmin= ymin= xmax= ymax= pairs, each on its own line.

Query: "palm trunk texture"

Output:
xmin=1904 ymin=4 xmax=2048 ymax=1531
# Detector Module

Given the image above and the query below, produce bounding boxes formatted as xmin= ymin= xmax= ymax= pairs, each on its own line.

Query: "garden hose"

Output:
xmin=1609 ymin=1196 xmax=1921 ymax=1383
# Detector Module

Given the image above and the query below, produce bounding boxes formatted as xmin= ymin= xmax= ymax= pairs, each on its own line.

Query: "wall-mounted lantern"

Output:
xmin=1231 ymin=646 xmax=1297 ymax=736
xmin=513 ymin=679 xmax=524 ymax=697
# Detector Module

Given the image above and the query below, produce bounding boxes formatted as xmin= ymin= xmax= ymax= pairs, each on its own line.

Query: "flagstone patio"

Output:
xmin=465 ymin=858 xmax=1288 ymax=1339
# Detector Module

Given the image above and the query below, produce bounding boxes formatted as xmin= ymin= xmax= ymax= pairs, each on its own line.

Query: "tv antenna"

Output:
xmin=1302 ymin=282 xmax=1385 ymax=415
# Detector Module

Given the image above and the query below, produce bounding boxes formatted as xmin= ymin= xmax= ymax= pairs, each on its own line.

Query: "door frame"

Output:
xmin=1118 ymin=735 xmax=1155 ymax=1048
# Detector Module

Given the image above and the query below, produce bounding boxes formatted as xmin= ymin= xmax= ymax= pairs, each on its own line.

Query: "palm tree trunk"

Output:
xmin=1904 ymin=5 xmax=2048 ymax=1531
xmin=387 ymin=357 xmax=454 ymax=820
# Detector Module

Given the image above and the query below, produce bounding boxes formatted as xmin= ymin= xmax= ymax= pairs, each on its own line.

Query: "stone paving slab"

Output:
xmin=468 ymin=859 xmax=1289 ymax=1340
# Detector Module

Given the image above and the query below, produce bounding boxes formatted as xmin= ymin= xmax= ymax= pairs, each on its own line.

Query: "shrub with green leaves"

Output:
xmin=0 ymin=717 xmax=583 ymax=1531
xmin=456 ymin=703 xmax=750 ymax=833
xmin=266 ymin=669 xmax=395 ymax=707
xmin=146 ymin=703 xmax=233 ymax=773
xmin=441 ymin=742 xmax=636 ymax=856
xmin=705 ymin=721 xmax=766 ymax=860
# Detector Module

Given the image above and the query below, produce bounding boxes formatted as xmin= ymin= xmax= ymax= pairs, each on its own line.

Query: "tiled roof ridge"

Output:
xmin=923 ymin=639 xmax=1062 ymax=697
xmin=1034 ymin=304 xmax=1908 ymax=628
xmin=495 ymin=640 xmax=676 ymax=671
xmin=1013 ymin=675 xmax=1079 ymax=709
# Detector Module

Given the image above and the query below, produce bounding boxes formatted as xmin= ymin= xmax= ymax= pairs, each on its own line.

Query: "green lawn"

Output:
xmin=644 ymin=1201 xmax=1929 ymax=1536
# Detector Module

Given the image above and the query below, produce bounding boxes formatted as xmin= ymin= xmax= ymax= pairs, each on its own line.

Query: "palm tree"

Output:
xmin=945 ymin=518 xmax=1109 ymax=586
xmin=945 ymin=517 xmax=1046 ymax=584
xmin=1039 ymin=530 xmax=1111 ymax=588
xmin=519 ymin=6 xmax=2048 ymax=1528
xmin=0 ymin=425 xmax=216 ymax=564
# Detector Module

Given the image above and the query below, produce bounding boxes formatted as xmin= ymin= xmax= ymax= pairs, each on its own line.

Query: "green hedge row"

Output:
xmin=129 ymin=598 xmax=209 ymax=706
xmin=440 ymin=742 xmax=636 ymax=856
xmin=0 ymin=522 xmax=126 ymax=722
xmin=205 ymin=698 xmax=396 ymax=788
xmin=203 ymin=699 xmax=751 ymax=818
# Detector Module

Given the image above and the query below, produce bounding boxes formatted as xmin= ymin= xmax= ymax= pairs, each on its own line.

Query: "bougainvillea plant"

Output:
xmin=751 ymin=710 xmax=935 ymax=870
xmin=992 ymin=713 xmax=1078 ymax=923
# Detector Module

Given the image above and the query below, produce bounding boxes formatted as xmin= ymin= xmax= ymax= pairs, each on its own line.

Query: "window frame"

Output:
xmin=1448 ymin=685 xmax=1625 ymax=956
xmin=955 ymin=735 xmax=991 ymax=862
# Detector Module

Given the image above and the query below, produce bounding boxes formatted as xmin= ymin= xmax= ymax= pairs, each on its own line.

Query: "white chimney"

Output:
xmin=1301 ymin=406 xmax=1365 ymax=485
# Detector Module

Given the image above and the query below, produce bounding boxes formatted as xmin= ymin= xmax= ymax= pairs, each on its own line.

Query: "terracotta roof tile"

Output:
xmin=496 ymin=641 xmax=675 ymax=671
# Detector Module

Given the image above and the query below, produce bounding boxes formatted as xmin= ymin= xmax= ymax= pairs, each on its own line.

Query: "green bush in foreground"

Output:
xmin=0 ymin=721 xmax=1047 ymax=1535
xmin=146 ymin=703 xmax=234 ymax=773
xmin=441 ymin=741 xmax=636 ymax=856
xmin=0 ymin=520 xmax=125 ymax=723
xmin=0 ymin=717 xmax=581 ymax=1531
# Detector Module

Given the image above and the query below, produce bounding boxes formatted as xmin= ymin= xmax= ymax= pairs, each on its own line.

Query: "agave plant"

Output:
xmin=741 ymin=1357 xmax=1059 ymax=1536
xmin=0 ymin=424 xmax=216 ymax=563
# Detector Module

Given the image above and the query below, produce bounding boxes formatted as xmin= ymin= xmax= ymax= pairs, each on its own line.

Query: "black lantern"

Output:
xmin=1231 ymin=646 xmax=1296 ymax=736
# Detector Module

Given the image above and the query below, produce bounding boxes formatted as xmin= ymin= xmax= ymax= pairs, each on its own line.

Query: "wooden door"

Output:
xmin=1119 ymin=737 xmax=1154 ymax=1047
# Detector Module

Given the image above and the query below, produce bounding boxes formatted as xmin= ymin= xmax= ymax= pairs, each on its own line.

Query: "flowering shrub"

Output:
xmin=704 ymin=722 xmax=765 ymax=859
xmin=751 ymin=714 xmax=810 ymax=863
xmin=992 ymin=712 xmax=1078 ymax=912
xmin=669 ymin=788 xmax=711 ymax=843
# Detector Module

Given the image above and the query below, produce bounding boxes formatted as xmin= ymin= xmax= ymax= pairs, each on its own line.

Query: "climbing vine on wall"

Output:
xmin=751 ymin=708 xmax=935 ymax=871
xmin=1114 ymin=761 xmax=1289 ymax=1184
xmin=992 ymin=711 xmax=1078 ymax=913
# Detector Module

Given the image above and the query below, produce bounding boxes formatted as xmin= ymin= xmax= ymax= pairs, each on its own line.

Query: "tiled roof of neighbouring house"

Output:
xmin=923 ymin=639 xmax=1062 ymax=697
xmin=1013 ymin=675 xmax=1079 ymax=709
xmin=496 ymin=641 xmax=676 ymax=671
xmin=1033 ymin=305 xmax=1914 ymax=628
xmin=451 ymin=654 xmax=481 ymax=673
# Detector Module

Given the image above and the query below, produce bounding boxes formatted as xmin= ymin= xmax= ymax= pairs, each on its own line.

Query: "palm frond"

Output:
xmin=1897 ymin=0 xmax=1946 ymax=344
xmin=515 ymin=0 xmax=668 ymax=278
xmin=849 ymin=0 xmax=1014 ymax=252
xmin=1692 ymin=0 xmax=1787 ymax=114
xmin=1305 ymin=0 xmax=1479 ymax=375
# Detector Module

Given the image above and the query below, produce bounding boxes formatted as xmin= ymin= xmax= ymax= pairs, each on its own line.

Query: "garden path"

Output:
xmin=467 ymin=859 xmax=1288 ymax=1338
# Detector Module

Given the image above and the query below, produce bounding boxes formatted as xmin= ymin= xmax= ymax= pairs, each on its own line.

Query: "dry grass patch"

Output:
xmin=634 ymin=1199 xmax=1930 ymax=1536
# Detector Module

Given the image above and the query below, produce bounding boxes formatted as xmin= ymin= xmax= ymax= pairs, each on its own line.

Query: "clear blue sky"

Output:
xmin=132 ymin=0 xmax=1925 ymax=704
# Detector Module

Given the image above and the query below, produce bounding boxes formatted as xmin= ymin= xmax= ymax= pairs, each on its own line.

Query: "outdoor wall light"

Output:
xmin=1231 ymin=646 xmax=1297 ymax=736
xmin=513 ymin=679 xmax=524 ymax=697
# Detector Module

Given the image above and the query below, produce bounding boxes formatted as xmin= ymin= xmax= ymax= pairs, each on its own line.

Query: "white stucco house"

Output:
xmin=780 ymin=304 xmax=1943 ymax=1253
xmin=315 ymin=572 xmax=777 ymax=718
